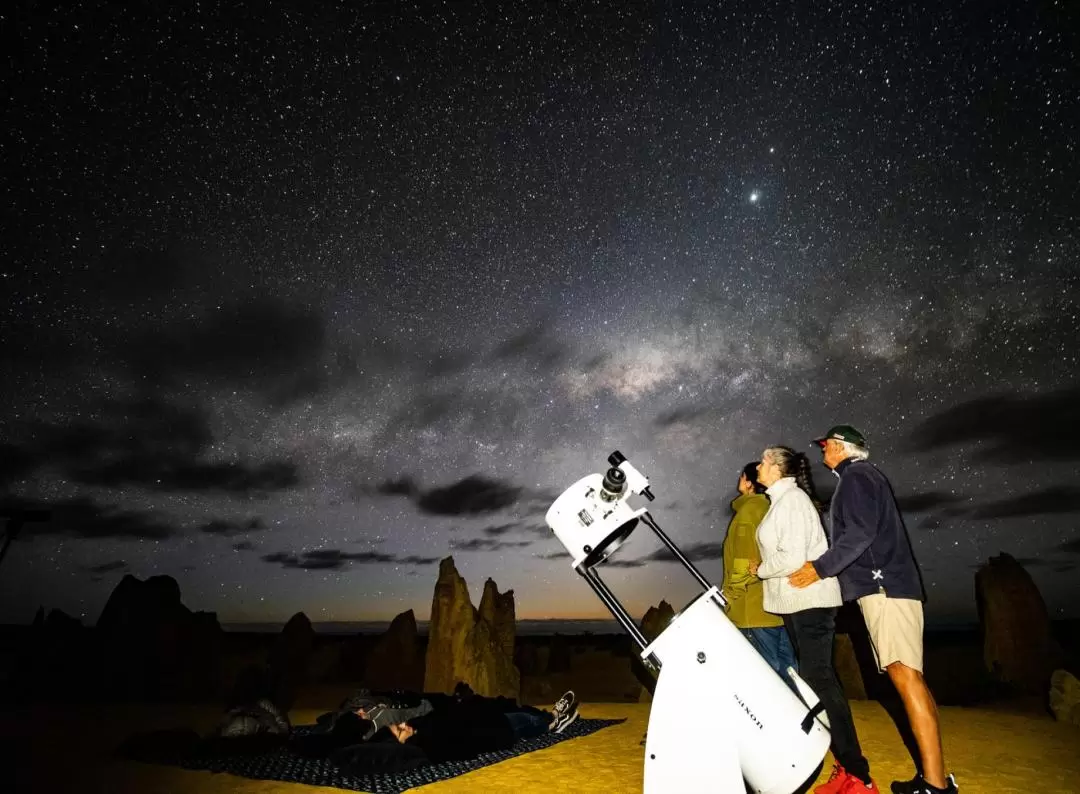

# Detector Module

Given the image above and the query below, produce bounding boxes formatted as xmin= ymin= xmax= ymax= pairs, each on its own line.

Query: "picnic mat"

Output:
xmin=122 ymin=718 xmax=625 ymax=793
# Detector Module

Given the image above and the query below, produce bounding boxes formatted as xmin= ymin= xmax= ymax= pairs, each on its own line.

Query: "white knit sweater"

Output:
xmin=755 ymin=477 xmax=842 ymax=614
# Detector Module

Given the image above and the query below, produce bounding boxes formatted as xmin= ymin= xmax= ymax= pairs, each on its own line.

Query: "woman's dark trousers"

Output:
xmin=783 ymin=607 xmax=872 ymax=785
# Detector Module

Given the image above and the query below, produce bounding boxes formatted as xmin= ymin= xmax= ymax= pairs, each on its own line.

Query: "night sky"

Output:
xmin=3 ymin=1 xmax=1078 ymax=628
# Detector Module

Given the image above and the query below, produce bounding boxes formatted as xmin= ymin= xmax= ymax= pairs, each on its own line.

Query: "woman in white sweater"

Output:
xmin=750 ymin=446 xmax=877 ymax=794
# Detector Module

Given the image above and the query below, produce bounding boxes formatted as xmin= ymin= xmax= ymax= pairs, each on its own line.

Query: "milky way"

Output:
xmin=3 ymin=1 xmax=1078 ymax=626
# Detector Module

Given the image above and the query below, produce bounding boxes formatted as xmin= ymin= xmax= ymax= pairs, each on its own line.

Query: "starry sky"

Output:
xmin=3 ymin=0 xmax=1078 ymax=628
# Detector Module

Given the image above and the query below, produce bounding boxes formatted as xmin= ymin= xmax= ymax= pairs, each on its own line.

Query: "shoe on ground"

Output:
xmin=551 ymin=704 xmax=579 ymax=733
xmin=891 ymin=773 xmax=958 ymax=794
xmin=814 ymin=764 xmax=849 ymax=794
xmin=549 ymin=690 xmax=575 ymax=725
xmin=548 ymin=690 xmax=578 ymax=733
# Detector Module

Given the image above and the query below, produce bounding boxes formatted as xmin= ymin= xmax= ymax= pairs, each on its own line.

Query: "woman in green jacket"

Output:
xmin=722 ymin=462 xmax=797 ymax=679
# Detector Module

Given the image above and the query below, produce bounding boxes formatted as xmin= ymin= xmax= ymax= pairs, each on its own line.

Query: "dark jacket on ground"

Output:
xmin=404 ymin=695 xmax=516 ymax=763
xmin=811 ymin=458 xmax=924 ymax=602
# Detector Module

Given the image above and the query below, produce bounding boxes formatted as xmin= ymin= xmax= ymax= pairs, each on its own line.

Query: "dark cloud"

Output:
xmin=374 ymin=477 xmax=419 ymax=497
xmin=124 ymin=301 xmax=328 ymax=401
xmin=469 ymin=521 xmax=551 ymax=539
xmin=654 ymin=405 xmax=711 ymax=428
xmin=1051 ymin=563 xmax=1078 ymax=573
xmin=1012 ymin=556 xmax=1050 ymax=568
xmin=969 ymin=487 xmax=1080 ymax=519
xmin=910 ymin=487 xmax=1079 ymax=527
xmin=489 ymin=324 xmax=565 ymax=367
xmin=367 ymin=475 xmax=525 ymax=516
xmin=582 ymin=352 xmax=611 ymax=372
xmin=87 ymin=560 xmax=129 ymax=574
xmin=448 ymin=538 xmax=533 ymax=552
xmin=398 ymin=554 xmax=440 ymax=565
xmin=262 ymin=551 xmax=342 ymax=570
xmin=232 ymin=541 xmax=256 ymax=551
xmin=0 ymin=442 xmax=39 ymax=489
xmin=1058 ymin=538 xmax=1080 ymax=555
xmin=917 ymin=514 xmax=948 ymax=531
xmin=595 ymin=541 xmax=726 ymax=569
xmin=482 ymin=523 xmax=520 ymax=537
xmin=909 ymin=387 xmax=1080 ymax=462
xmin=914 ymin=503 xmax=973 ymax=530
xmin=19 ymin=397 xmax=300 ymax=495
xmin=514 ymin=493 xmax=561 ymax=518
xmin=896 ymin=491 xmax=966 ymax=513
xmin=417 ymin=476 xmax=523 ymax=516
xmin=644 ymin=542 xmax=725 ymax=562
xmin=0 ymin=496 xmax=178 ymax=540
xmin=604 ymin=558 xmax=647 ymax=568
xmin=200 ymin=517 xmax=266 ymax=535
xmin=261 ymin=548 xmax=439 ymax=570
xmin=536 ymin=550 xmax=571 ymax=560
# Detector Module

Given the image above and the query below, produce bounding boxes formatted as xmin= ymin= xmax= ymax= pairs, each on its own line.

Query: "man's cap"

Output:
xmin=813 ymin=424 xmax=867 ymax=448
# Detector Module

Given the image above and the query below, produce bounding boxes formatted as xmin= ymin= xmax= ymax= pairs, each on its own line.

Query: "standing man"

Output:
xmin=789 ymin=426 xmax=957 ymax=794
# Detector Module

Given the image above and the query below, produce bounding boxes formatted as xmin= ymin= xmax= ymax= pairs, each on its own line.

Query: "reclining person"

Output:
xmin=375 ymin=688 xmax=579 ymax=764
xmin=215 ymin=697 xmax=291 ymax=738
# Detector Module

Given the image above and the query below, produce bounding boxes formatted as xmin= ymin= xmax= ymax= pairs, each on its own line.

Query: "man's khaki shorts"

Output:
xmin=857 ymin=593 xmax=924 ymax=672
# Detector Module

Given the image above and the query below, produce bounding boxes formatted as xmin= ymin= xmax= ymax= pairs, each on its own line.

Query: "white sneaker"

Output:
xmin=549 ymin=690 xmax=578 ymax=732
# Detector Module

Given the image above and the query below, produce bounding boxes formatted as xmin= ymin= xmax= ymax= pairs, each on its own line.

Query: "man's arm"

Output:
xmin=812 ymin=471 xmax=878 ymax=578
xmin=757 ymin=496 xmax=813 ymax=579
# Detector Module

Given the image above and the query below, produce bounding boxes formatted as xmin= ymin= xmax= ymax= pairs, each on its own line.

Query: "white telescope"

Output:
xmin=545 ymin=451 xmax=831 ymax=794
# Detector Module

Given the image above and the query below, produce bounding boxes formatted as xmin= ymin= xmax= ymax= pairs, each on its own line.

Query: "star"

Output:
xmin=749 ymin=191 xmax=760 ymax=203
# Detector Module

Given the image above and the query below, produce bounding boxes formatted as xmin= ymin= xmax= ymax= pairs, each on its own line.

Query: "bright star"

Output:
xmin=749 ymin=191 xmax=760 ymax=203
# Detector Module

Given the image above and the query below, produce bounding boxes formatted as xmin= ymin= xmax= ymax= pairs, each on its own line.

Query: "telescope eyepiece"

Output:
xmin=600 ymin=466 xmax=626 ymax=501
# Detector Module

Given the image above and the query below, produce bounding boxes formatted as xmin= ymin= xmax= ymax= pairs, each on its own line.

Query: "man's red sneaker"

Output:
xmin=814 ymin=764 xmax=850 ymax=794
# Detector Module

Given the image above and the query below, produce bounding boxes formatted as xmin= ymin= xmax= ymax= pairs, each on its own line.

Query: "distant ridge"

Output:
xmin=221 ymin=618 xmax=625 ymax=635
xmin=220 ymin=617 xmax=986 ymax=635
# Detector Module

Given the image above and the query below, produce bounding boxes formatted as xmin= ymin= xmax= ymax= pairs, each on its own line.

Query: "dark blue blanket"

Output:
xmin=125 ymin=718 xmax=624 ymax=793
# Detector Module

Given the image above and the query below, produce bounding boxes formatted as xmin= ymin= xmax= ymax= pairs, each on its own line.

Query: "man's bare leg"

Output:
xmin=887 ymin=661 xmax=947 ymax=789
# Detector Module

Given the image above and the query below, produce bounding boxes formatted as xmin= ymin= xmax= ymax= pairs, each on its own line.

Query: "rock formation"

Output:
xmin=479 ymin=578 xmax=516 ymax=660
xmin=269 ymin=611 xmax=314 ymax=709
xmin=1049 ymin=669 xmax=1080 ymax=727
xmin=640 ymin=600 xmax=675 ymax=643
xmin=975 ymin=553 xmax=1061 ymax=693
xmin=636 ymin=599 xmax=675 ymax=701
xmin=95 ymin=574 xmax=222 ymax=699
xmin=423 ymin=556 xmax=520 ymax=698
xmin=364 ymin=609 xmax=424 ymax=691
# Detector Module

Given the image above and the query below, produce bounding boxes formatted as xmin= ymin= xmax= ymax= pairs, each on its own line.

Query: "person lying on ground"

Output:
xmin=381 ymin=688 xmax=580 ymax=764
xmin=214 ymin=697 xmax=291 ymax=738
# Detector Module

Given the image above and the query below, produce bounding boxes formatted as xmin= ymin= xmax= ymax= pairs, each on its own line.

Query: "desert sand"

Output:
xmin=9 ymin=696 xmax=1079 ymax=794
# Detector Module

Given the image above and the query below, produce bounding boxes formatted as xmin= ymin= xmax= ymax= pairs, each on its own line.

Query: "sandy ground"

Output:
xmin=8 ymin=699 xmax=1079 ymax=793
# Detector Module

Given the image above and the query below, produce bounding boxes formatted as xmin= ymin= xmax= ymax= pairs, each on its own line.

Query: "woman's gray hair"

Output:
xmin=840 ymin=440 xmax=870 ymax=461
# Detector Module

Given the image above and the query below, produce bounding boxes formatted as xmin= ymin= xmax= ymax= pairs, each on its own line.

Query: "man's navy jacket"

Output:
xmin=811 ymin=458 xmax=925 ymax=602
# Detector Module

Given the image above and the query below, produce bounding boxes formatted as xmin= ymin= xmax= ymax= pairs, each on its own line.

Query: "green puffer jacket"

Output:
xmin=722 ymin=493 xmax=783 ymax=629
